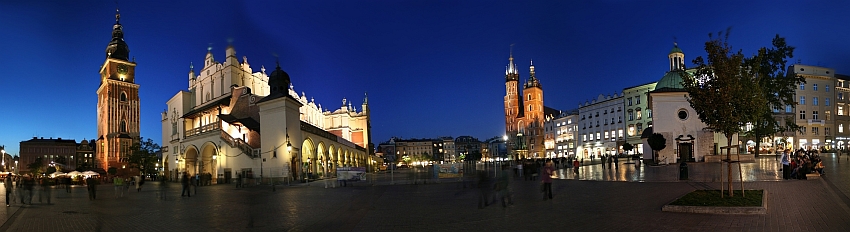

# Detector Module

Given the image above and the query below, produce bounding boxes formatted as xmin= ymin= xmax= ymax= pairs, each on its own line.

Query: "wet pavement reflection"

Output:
xmin=552 ymin=155 xmax=784 ymax=182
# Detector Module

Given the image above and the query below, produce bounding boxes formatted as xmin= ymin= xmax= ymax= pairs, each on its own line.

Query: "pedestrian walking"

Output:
xmin=236 ymin=173 xmax=242 ymax=188
xmin=39 ymin=178 xmax=51 ymax=204
xmin=607 ymin=155 xmax=613 ymax=169
xmin=23 ymin=176 xmax=34 ymax=204
xmin=135 ymin=175 xmax=143 ymax=192
xmin=477 ymin=170 xmax=493 ymax=209
xmin=614 ymin=155 xmax=619 ymax=169
xmin=86 ymin=176 xmax=98 ymax=200
xmin=573 ymin=159 xmax=580 ymax=174
xmin=114 ymin=176 xmax=125 ymax=198
xmin=497 ymin=165 xmax=513 ymax=207
xmin=181 ymin=172 xmax=191 ymax=197
xmin=542 ymin=161 xmax=554 ymax=200
xmin=781 ymin=149 xmax=792 ymax=180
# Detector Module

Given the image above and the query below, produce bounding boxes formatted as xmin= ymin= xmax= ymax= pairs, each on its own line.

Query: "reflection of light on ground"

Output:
xmin=552 ymin=156 xmax=785 ymax=182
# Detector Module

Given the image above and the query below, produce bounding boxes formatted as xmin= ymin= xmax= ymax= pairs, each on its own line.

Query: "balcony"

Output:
xmin=807 ymin=119 xmax=825 ymax=125
xmin=185 ymin=120 xmax=221 ymax=138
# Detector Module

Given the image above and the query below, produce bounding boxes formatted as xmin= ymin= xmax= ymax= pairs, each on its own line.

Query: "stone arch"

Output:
xmin=184 ymin=145 xmax=200 ymax=176
xmin=316 ymin=142 xmax=326 ymax=177
xmin=327 ymin=144 xmax=336 ymax=176
xmin=200 ymin=141 xmax=218 ymax=180
xmin=302 ymin=138 xmax=315 ymax=177
xmin=336 ymin=147 xmax=343 ymax=167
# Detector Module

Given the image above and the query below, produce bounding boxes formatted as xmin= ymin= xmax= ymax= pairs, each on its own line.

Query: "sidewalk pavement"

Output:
xmin=1 ymin=154 xmax=849 ymax=231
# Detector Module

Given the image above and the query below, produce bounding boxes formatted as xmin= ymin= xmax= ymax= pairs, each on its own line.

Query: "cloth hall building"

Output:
xmin=161 ymin=46 xmax=373 ymax=183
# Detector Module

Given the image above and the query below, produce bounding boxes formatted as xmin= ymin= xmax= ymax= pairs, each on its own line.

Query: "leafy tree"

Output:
xmin=681 ymin=29 xmax=800 ymax=196
xmin=740 ymin=35 xmax=805 ymax=157
xmin=647 ymin=133 xmax=667 ymax=164
xmin=108 ymin=167 xmax=118 ymax=176
xmin=127 ymin=138 xmax=161 ymax=176
xmin=46 ymin=166 xmax=57 ymax=175
xmin=27 ymin=157 xmax=45 ymax=176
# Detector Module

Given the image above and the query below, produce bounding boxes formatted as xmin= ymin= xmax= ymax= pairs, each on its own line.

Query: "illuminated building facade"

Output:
xmin=789 ymin=64 xmax=837 ymax=150
xmin=834 ymin=74 xmax=850 ymax=150
xmin=96 ymin=9 xmax=140 ymax=170
xmin=623 ymin=82 xmax=656 ymax=155
xmin=504 ymin=53 xmax=558 ymax=159
xmin=161 ymin=46 xmax=372 ymax=183
xmin=577 ymin=93 xmax=625 ymax=160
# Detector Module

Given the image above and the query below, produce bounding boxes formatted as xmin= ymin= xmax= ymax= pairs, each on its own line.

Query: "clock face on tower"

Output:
xmin=117 ymin=64 xmax=128 ymax=75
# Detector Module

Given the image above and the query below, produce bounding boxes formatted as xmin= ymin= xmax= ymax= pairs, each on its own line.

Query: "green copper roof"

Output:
xmin=656 ymin=71 xmax=684 ymax=90
xmin=669 ymin=46 xmax=683 ymax=55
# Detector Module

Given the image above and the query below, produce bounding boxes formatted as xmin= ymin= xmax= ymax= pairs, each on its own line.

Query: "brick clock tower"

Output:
xmin=96 ymin=9 xmax=140 ymax=170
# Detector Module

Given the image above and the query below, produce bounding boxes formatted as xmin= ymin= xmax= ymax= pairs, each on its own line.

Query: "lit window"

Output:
xmin=840 ymin=124 xmax=844 ymax=133
xmin=628 ymin=125 xmax=635 ymax=136
xmin=618 ymin=129 xmax=624 ymax=138
xmin=840 ymin=106 xmax=845 ymax=116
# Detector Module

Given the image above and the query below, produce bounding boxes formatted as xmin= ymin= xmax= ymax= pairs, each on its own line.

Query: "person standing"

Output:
xmin=135 ymin=176 xmax=142 ymax=192
xmin=113 ymin=176 xmax=124 ymax=198
xmin=5 ymin=176 xmax=12 ymax=207
xmin=542 ymin=161 xmax=554 ymax=200
xmin=181 ymin=172 xmax=191 ymax=197
xmin=781 ymin=149 xmax=791 ymax=180
xmin=601 ymin=155 xmax=607 ymax=169
xmin=573 ymin=159 xmax=580 ymax=174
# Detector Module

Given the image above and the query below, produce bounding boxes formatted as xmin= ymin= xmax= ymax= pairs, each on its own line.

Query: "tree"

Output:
xmin=46 ymin=166 xmax=57 ymax=175
xmin=127 ymin=138 xmax=161 ymax=177
xmin=647 ymin=133 xmax=667 ymax=164
xmin=27 ymin=157 xmax=45 ymax=176
xmin=108 ymin=167 xmax=118 ymax=176
xmin=681 ymin=29 xmax=800 ymax=196
xmin=740 ymin=35 xmax=805 ymax=157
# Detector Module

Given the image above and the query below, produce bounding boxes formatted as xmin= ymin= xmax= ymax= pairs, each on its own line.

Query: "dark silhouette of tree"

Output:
xmin=647 ymin=133 xmax=667 ymax=164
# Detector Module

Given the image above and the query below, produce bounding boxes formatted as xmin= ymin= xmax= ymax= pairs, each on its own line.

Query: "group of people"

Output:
xmin=112 ymin=175 xmax=145 ymax=198
xmin=4 ymin=175 xmax=62 ymax=206
xmin=780 ymin=149 xmax=826 ymax=180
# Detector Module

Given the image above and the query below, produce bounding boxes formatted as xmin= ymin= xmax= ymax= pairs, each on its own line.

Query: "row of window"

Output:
xmin=799 ymin=96 xmax=830 ymax=106
xmin=800 ymin=83 xmax=830 ymax=92
xmin=581 ymin=129 xmax=625 ymax=142
xmin=799 ymin=126 xmax=831 ymax=136
xmin=798 ymin=110 xmax=831 ymax=120
xmin=627 ymin=96 xmax=642 ymax=106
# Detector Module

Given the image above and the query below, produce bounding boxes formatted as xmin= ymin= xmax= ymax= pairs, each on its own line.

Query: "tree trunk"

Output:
xmin=726 ymin=134 xmax=733 ymax=197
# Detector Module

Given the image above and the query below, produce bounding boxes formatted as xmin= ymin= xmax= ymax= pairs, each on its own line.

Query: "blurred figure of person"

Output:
xmin=86 ymin=176 xmax=98 ymax=200
xmin=5 ymin=176 xmax=12 ymax=207
xmin=134 ymin=175 xmax=142 ymax=192
xmin=39 ymin=177 xmax=51 ymax=204
xmin=573 ymin=159 xmax=580 ymax=174
xmin=477 ymin=170 xmax=493 ymax=209
xmin=601 ymin=155 xmax=607 ymax=169
xmin=542 ymin=161 xmax=554 ymax=200
xmin=236 ymin=173 xmax=242 ymax=188
xmin=181 ymin=172 xmax=191 ymax=197
xmin=113 ymin=176 xmax=124 ymax=198
xmin=614 ymin=155 xmax=619 ymax=169
xmin=23 ymin=176 xmax=34 ymax=204
xmin=496 ymin=165 xmax=513 ymax=207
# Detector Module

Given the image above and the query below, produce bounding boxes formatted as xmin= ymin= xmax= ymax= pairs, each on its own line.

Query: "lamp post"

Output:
xmin=1 ymin=147 xmax=5 ymax=172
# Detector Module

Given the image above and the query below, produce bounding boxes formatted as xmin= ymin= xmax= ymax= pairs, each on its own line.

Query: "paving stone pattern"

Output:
xmin=0 ymin=155 xmax=849 ymax=231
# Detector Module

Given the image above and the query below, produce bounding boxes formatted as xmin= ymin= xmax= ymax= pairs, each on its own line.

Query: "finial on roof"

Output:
xmin=190 ymin=62 xmax=193 ymax=70
xmin=115 ymin=8 xmax=121 ymax=23
xmin=207 ymin=43 xmax=213 ymax=52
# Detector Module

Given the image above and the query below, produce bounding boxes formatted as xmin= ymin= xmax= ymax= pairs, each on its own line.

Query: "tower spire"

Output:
xmin=105 ymin=6 xmax=130 ymax=61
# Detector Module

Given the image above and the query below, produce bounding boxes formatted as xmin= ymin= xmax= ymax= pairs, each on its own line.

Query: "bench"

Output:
xmin=805 ymin=173 xmax=821 ymax=179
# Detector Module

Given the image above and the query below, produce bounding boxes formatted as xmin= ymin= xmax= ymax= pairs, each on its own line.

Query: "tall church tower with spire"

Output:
xmin=96 ymin=9 xmax=140 ymax=170
xmin=504 ymin=50 xmax=547 ymax=159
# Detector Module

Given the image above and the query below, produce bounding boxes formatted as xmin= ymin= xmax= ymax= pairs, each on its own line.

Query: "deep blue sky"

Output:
xmin=1 ymin=0 xmax=849 ymax=156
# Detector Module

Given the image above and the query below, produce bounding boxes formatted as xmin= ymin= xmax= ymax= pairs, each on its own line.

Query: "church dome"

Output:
xmin=268 ymin=62 xmax=291 ymax=95
xmin=669 ymin=46 xmax=683 ymax=55
xmin=656 ymin=71 xmax=684 ymax=90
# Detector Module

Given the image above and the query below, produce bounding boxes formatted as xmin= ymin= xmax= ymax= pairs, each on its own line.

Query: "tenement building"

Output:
xmin=623 ymin=82 xmax=656 ymax=156
xmin=835 ymin=74 xmax=850 ymax=149
xmin=790 ymin=64 xmax=837 ymax=150
xmin=577 ymin=93 xmax=625 ymax=161
xmin=161 ymin=46 xmax=372 ymax=183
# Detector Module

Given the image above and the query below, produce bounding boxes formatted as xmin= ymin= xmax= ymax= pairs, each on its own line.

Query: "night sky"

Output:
xmin=1 ymin=0 xmax=849 ymax=156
